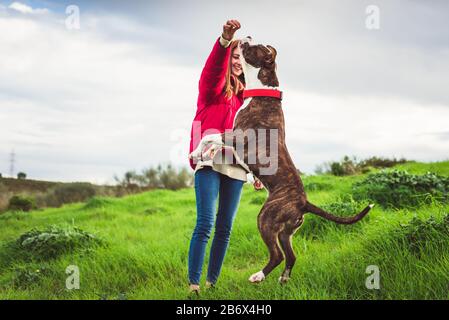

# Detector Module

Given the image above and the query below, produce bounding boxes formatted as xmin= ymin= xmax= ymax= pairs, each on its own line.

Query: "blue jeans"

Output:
xmin=188 ymin=167 xmax=244 ymax=285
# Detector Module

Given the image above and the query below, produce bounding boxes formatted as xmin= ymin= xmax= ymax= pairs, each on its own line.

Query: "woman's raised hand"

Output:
xmin=222 ymin=19 xmax=241 ymax=41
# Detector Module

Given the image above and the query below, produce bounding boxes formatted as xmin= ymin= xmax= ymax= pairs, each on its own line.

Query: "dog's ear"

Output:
xmin=267 ymin=45 xmax=277 ymax=61
xmin=263 ymin=45 xmax=277 ymax=67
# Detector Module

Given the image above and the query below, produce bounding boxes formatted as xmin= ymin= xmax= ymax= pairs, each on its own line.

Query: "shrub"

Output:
xmin=115 ymin=164 xmax=193 ymax=190
xmin=315 ymin=155 xmax=410 ymax=176
xmin=304 ymin=182 xmax=333 ymax=192
xmin=359 ymin=156 xmax=408 ymax=169
xmin=401 ymin=214 xmax=449 ymax=256
xmin=333 ymin=156 xmax=358 ymax=176
xmin=34 ymin=192 xmax=58 ymax=208
xmin=321 ymin=200 xmax=361 ymax=216
xmin=17 ymin=172 xmax=27 ymax=180
xmin=158 ymin=165 xmax=192 ymax=190
xmin=49 ymin=183 xmax=96 ymax=207
xmin=83 ymin=197 xmax=114 ymax=209
xmin=13 ymin=265 xmax=52 ymax=288
xmin=317 ymin=156 xmax=359 ymax=176
xmin=36 ymin=185 xmax=125 ymax=209
xmin=16 ymin=225 xmax=103 ymax=260
xmin=8 ymin=195 xmax=36 ymax=212
xmin=353 ymin=170 xmax=449 ymax=209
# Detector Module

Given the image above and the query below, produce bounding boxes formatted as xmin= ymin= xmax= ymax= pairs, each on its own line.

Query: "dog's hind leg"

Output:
xmin=278 ymin=215 xmax=304 ymax=284
xmin=261 ymin=228 xmax=284 ymax=277
xmin=249 ymin=212 xmax=284 ymax=283
xmin=278 ymin=230 xmax=296 ymax=284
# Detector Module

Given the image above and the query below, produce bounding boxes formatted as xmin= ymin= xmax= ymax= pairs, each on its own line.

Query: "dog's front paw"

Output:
xmin=189 ymin=145 xmax=203 ymax=160
xmin=188 ymin=151 xmax=199 ymax=160
xmin=249 ymin=271 xmax=265 ymax=283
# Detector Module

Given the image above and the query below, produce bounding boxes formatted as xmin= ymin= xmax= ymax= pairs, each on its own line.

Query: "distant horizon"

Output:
xmin=2 ymin=157 xmax=449 ymax=185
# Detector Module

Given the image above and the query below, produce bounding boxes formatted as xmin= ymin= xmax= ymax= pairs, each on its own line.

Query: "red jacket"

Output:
xmin=189 ymin=37 xmax=244 ymax=170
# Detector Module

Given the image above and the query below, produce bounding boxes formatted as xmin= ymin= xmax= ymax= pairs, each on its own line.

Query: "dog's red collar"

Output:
xmin=243 ymin=89 xmax=283 ymax=100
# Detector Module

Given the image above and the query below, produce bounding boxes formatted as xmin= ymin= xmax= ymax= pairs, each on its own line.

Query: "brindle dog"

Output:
xmin=189 ymin=37 xmax=373 ymax=284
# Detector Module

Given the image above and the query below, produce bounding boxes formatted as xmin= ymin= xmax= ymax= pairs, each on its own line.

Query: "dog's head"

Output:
xmin=239 ymin=36 xmax=279 ymax=88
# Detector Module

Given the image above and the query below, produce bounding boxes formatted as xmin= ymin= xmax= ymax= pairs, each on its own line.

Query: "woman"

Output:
xmin=187 ymin=19 xmax=263 ymax=294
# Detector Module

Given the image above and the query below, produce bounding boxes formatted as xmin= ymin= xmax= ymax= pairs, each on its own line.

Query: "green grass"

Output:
xmin=394 ymin=159 xmax=449 ymax=176
xmin=0 ymin=161 xmax=448 ymax=300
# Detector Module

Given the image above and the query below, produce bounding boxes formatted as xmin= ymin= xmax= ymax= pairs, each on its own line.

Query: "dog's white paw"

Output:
xmin=189 ymin=144 xmax=203 ymax=160
xmin=189 ymin=134 xmax=223 ymax=160
xmin=249 ymin=271 xmax=265 ymax=283
xmin=189 ymin=150 xmax=200 ymax=160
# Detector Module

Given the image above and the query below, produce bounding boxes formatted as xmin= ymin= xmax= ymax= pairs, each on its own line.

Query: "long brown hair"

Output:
xmin=224 ymin=40 xmax=245 ymax=100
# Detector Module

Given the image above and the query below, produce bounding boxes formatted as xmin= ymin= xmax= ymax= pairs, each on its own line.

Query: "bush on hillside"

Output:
xmin=15 ymin=225 xmax=103 ymax=260
xmin=115 ymin=164 xmax=193 ymax=190
xmin=353 ymin=170 xmax=449 ymax=209
xmin=158 ymin=165 xmax=192 ymax=190
xmin=8 ymin=195 xmax=36 ymax=212
xmin=401 ymin=214 xmax=449 ymax=256
xmin=13 ymin=265 xmax=52 ymax=289
xmin=17 ymin=172 xmax=27 ymax=180
xmin=83 ymin=196 xmax=114 ymax=209
xmin=315 ymin=155 xmax=409 ymax=176
xmin=30 ymin=184 xmax=129 ymax=210
xmin=304 ymin=182 xmax=334 ymax=192
xmin=359 ymin=156 xmax=408 ymax=169
xmin=41 ymin=183 xmax=97 ymax=207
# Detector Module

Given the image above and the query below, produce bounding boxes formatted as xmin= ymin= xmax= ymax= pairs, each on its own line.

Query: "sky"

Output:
xmin=0 ymin=0 xmax=448 ymax=184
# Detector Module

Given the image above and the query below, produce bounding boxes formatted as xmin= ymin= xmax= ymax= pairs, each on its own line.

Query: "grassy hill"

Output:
xmin=0 ymin=161 xmax=448 ymax=300
xmin=0 ymin=178 xmax=130 ymax=213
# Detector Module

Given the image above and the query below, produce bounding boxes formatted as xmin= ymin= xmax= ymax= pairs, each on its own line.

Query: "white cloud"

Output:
xmin=0 ymin=12 xmax=197 ymax=183
xmin=8 ymin=2 xmax=49 ymax=15
xmin=282 ymin=88 xmax=449 ymax=172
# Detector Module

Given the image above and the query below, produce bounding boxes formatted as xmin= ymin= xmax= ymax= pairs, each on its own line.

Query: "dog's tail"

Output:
xmin=304 ymin=201 xmax=374 ymax=225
